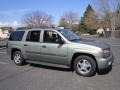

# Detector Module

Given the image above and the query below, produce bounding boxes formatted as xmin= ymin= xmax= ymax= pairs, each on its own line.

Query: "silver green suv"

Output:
xmin=7 ymin=28 xmax=114 ymax=77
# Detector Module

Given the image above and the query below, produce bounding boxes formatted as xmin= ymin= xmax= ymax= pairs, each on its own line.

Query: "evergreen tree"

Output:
xmin=78 ymin=4 xmax=99 ymax=34
xmin=78 ymin=17 xmax=87 ymax=33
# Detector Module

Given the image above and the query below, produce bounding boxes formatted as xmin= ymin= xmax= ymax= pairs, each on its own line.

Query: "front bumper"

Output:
xmin=97 ymin=53 xmax=114 ymax=70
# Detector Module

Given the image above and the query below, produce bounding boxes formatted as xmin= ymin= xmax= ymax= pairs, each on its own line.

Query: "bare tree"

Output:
xmin=93 ymin=0 xmax=120 ymax=30
xmin=115 ymin=2 xmax=120 ymax=29
xmin=59 ymin=17 xmax=68 ymax=28
xmin=97 ymin=0 xmax=111 ymax=29
xmin=99 ymin=0 xmax=120 ymax=30
xmin=59 ymin=11 xmax=79 ymax=30
xmin=23 ymin=11 xmax=53 ymax=28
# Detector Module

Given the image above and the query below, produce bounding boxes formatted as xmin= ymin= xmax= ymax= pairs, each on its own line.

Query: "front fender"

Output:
xmin=67 ymin=48 xmax=100 ymax=66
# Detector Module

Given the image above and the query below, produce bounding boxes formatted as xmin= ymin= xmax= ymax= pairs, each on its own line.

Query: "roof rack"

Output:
xmin=16 ymin=26 xmax=66 ymax=30
xmin=16 ymin=26 xmax=53 ymax=30
xmin=16 ymin=27 xmax=32 ymax=30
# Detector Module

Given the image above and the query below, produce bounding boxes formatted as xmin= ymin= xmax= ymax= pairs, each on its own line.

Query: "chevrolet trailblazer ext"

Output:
xmin=7 ymin=28 xmax=114 ymax=77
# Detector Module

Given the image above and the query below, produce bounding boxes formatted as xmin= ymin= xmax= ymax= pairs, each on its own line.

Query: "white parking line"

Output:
xmin=0 ymin=62 xmax=9 ymax=65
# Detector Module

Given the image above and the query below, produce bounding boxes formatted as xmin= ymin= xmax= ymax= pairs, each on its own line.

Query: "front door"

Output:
xmin=40 ymin=30 xmax=68 ymax=64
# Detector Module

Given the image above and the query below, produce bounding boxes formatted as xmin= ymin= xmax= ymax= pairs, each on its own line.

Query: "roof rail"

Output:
xmin=16 ymin=27 xmax=32 ymax=30
xmin=16 ymin=26 xmax=53 ymax=30
xmin=16 ymin=26 xmax=66 ymax=31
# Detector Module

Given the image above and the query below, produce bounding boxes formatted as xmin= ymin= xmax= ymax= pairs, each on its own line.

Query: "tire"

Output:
xmin=74 ymin=55 xmax=96 ymax=77
xmin=13 ymin=51 xmax=25 ymax=66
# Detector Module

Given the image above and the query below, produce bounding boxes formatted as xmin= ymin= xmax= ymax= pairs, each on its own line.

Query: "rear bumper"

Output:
xmin=97 ymin=54 xmax=114 ymax=70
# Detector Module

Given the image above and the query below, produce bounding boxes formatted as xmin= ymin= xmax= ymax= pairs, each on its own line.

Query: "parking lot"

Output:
xmin=0 ymin=37 xmax=120 ymax=90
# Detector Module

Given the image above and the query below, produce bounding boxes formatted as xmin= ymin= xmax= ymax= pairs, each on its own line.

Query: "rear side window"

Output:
xmin=9 ymin=31 xmax=25 ymax=41
xmin=26 ymin=31 xmax=41 ymax=42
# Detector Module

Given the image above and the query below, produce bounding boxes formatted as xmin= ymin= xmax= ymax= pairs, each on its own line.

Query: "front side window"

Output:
xmin=26 ymin=31 xmax=40 ymax=42
xmin=43 ymin=31 xmax=61 ymax=43
xmin=9 ymin=31 xmax=25 ymax=41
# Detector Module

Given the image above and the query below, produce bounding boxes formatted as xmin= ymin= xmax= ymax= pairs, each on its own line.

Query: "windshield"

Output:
xmin=58 ymin=29 xmax=80 ymax=41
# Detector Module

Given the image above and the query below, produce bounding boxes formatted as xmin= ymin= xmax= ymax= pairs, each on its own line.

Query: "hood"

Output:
xmin=72 ymin=39 xmax=110 ymax=50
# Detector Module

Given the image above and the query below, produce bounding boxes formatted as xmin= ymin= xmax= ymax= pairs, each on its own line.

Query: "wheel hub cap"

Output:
xmin=77 ymin=59 xmax=91 ymax=74
xmin=14 ymin=54 xmax=21 ymax=64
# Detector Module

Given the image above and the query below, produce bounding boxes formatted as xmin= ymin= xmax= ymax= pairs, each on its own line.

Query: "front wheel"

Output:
xmin=13 ymin=51 xmax=25 ymax=66
xmin=74 ymin=55 xmax=96 ymax=77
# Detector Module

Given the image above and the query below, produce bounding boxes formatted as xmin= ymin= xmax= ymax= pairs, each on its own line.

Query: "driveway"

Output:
xmin=0 ymin=38 xmax=120 ymax=90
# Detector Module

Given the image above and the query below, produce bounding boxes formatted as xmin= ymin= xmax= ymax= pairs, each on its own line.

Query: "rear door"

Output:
xmin=23 ymin=30 xmax=41 ymax=61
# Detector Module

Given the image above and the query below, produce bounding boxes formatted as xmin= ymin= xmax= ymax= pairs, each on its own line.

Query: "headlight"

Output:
xmin=100 ymin=49 xmax=111 ymax=58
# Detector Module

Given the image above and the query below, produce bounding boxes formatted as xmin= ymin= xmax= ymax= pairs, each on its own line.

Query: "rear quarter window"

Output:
xmin=9 ymin=31 xmax=25 ymax=41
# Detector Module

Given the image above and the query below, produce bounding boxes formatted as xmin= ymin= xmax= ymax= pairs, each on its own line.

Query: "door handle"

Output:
xmin=24 ymin=44 xmax=28 ymax=46
xmin=42 ymin=46 xmax=46 ymax=48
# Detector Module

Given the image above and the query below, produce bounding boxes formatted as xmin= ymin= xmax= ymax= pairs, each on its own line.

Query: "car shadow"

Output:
xmin=29 ymin=63 xmax=72 ymax=72
xmin=97 ymin=65 xmax=112 ymax=75
xmin=28 ymin=63 xmax=112 ymax=76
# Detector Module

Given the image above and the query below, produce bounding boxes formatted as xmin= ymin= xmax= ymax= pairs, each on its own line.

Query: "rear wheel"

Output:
xmin=13 ymin=51 xmax=25 ymax=66
xmin=74 ymin=55 xmax=96 ymax=77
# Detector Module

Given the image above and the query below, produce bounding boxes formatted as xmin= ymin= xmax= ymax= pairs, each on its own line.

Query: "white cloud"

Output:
xmin=0 ymin=9 xmax=31 ymax=16
xmin=0 ymin=9 xmax=31 ymax=28
xmin=0 ymin=21 xmax=25 ymax=28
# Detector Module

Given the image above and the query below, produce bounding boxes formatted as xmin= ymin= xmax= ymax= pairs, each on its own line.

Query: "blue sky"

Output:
xmin=0 ymin=0 xmax=93 ymax=26
xmin=0 ymin=0 xmax=119 ymax=27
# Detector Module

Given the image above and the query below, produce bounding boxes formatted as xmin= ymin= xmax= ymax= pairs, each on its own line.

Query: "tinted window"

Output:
xmin=58 ymin=29 xmax=79 ymax=41
xmin=9 ymin=31 xmax=25 ymax=41
xmin=26 ymin=31 xmax=40 ymax=42
xmin=43 ymin=31 xmax=60 ymax=43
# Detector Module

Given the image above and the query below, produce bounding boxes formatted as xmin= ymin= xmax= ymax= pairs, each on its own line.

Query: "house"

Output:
xmin=0 ymin=27 xmax=13 ymax=39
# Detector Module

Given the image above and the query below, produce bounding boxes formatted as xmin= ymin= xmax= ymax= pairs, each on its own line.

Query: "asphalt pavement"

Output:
xmin=0 ymin=40 xmax=7 ymax=50
xmin=0 ymin=38 xmax=120 ymax=90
